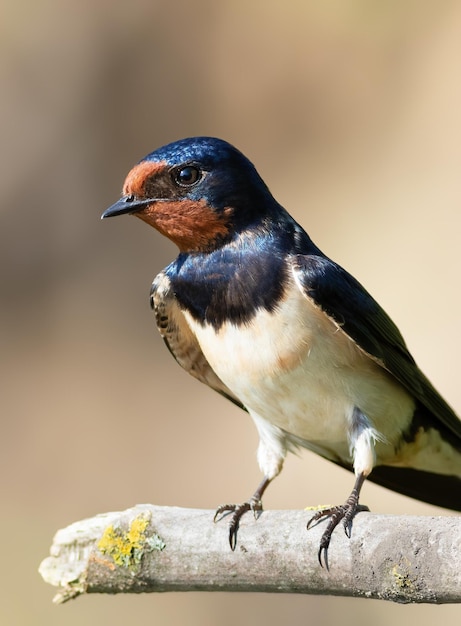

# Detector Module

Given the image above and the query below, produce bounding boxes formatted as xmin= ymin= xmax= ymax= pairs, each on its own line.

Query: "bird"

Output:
xmin=102 ymin=136 xmax=461 ymax=565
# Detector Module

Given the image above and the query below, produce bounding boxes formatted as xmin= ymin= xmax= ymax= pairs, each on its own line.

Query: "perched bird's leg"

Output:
xmin=307 ymin=407 xmax=377 ymax=566
xmin=306 ymin=472 xmax=368 ymax=567
xmin=214 ymin=476 xmax=271 ymax=550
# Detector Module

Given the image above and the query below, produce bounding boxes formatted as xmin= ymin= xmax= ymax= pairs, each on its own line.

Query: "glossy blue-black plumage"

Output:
xmin=164 ymin=218 xmax=315 ymax=329
xmin=143 ymin=137 xmax=278 ymax=226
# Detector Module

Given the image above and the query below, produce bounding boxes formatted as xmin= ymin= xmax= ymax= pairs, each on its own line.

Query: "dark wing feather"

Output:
xmin=368 ymin=466 xmax=461 ymax=511
xmin=291 ymin=253 xmax=461 ymax=440
xmin=324 ymin=456 xmax=461 ymax=512
xmin=291 ymin=254 xmax=461 ymax=511
xmin=150 ymin=270 xmax=247 ymax=411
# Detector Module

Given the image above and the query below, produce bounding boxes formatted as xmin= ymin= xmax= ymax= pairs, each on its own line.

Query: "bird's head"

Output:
xmin=102 ymin=137 xmax=277 ymax=253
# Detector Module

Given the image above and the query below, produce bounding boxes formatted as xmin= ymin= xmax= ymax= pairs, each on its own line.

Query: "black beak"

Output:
xmin=101 ymin=195 xmax=159 ymax=219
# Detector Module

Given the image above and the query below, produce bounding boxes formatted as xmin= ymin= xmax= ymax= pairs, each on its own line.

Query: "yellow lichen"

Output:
xmin=392 ymin=563 xmax=413 ymax=590
xmin=304 ymin=504 xmax=333 ymax=511
xmin=97 ymin=514 xmax=164 ymax=568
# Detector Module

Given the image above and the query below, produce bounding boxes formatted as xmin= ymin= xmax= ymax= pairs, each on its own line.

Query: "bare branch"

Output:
xmin=39 ymin=505 xmax=461 ymax=604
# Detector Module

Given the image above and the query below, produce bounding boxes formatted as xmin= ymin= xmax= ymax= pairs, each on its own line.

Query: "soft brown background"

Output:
xmin=2 ymin=1 xmax=461 ymax=624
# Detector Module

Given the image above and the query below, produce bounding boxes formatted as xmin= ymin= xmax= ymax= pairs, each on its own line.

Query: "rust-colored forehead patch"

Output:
xmin=122 ymin=160 xmax=168 ymax=197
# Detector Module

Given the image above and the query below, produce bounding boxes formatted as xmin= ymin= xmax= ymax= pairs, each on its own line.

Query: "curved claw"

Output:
xmin=214 ymin=499 xmax=263 ymax=550
xmin=213 ymin=477 xmax=271 ymax=550
xmin=306 ymin=507 xmax=331 ymax=530
xmin=306 ymin=473 xmax=369 ymax=567
xmin=213 ymin=504 xmax=235 ymax=523
xmin=307 ymin=505 xmax=347 ymax=567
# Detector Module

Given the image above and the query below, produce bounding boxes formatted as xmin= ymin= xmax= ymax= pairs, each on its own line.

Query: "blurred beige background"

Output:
xmin=2 ymin=1 xmax=461 ymax=624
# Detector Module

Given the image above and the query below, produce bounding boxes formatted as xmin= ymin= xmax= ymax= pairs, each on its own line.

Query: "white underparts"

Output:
xmin=183 ymin=273 xmax=417 ymax=472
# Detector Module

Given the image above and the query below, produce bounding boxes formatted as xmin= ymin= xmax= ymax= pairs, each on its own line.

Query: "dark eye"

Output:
xmin=173 ymin=165 xmax=201 ymax=187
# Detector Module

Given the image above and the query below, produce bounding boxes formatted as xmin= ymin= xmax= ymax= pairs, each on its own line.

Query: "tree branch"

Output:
xmin=39 ymin=504 xmax=461 ymax=604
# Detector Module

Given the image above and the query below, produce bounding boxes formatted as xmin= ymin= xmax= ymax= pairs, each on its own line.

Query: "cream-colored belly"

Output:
xmin=184 ymin=285 xmax=415 ymax=461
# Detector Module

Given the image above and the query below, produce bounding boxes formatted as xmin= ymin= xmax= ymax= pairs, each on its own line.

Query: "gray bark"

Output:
xmin=39 ymin=504 xmax=461 ymax=604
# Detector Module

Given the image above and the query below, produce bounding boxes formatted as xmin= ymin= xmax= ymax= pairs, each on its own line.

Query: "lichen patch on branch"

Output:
xmin=97 ymin=513 xmax=166 ymax=569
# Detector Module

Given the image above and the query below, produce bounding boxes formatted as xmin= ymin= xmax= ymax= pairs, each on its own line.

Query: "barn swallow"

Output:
xmin=102 ymin=136 xmax=461 ymax=565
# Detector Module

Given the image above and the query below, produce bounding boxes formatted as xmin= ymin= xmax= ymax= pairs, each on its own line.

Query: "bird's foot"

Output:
xmin=214 ymin=477 xmax=271 ymax=550
xmin=214 ymin=495 xmax=263 ymax=550
xmin=306 ymin=490 xmax=369 ymax=568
